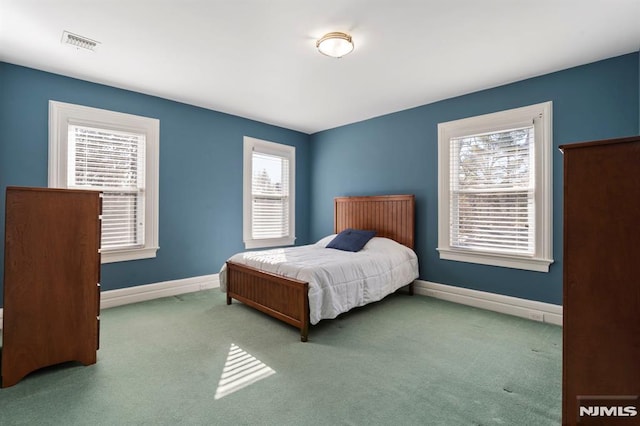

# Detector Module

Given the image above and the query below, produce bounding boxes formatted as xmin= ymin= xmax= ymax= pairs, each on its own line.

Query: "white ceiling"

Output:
xmin=1 ymin=1 xmax=639 ymax=134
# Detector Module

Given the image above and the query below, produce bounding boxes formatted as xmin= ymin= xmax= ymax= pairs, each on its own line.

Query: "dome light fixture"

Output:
xmin=316 ymin=32 xmax=354 ymax=58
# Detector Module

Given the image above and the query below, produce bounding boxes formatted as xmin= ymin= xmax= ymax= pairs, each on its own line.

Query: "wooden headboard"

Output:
xmin=334 ymin=194 xmax=415 ymax=249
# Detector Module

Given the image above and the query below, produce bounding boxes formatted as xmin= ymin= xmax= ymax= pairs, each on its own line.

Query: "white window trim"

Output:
xmin=48 ymin=100 xmax=159 ymax=263
xmin=243 ymin=136 xmax=295 ymax=249
xmin=437 ymin=101 xmax=553 ymax=272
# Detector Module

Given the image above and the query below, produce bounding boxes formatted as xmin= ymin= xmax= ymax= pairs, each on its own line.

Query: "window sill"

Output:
xmin=101 ymin=246 xmax=159 ymax=264
xmin=244 ymin=237 xmax=295 ymax=250
xmin=437 ymin=247 xmax=553 ymax=272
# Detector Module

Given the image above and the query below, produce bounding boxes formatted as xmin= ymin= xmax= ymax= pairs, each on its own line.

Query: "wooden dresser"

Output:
xmin=561 ymin=136 xmax=640 ymax=424
xmin=1 ymin=186 xmax=101 ymax=388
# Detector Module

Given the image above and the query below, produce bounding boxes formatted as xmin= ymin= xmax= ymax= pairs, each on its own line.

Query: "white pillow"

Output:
xmin=315 ymin=234 xmax=337 ymax=247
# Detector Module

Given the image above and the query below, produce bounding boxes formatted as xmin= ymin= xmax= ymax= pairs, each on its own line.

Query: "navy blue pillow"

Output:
xmin=326 ymin=229 xmax=376 ymax=252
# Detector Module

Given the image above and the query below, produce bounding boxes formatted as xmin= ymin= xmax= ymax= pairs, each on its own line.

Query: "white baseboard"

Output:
xmin=100 ymin=273 xmax=220 ymax=310
xmin=0 ymin=276 xmax=561 ymax=330
xmin=414 ymin=280 xmax=563 ymax=326
xmin=0 ymin=275 xmax=219 ymax=330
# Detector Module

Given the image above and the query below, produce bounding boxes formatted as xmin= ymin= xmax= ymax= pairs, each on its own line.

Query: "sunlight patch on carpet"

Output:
xmin=214 ymin=343 xmax=276 ymax=400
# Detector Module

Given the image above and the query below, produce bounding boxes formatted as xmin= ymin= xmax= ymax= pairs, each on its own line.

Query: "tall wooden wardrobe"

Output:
xmin=2 ymin=186 xmax=101 ymax=388
xmin=561 ymin=136 xmax=640 ymax=424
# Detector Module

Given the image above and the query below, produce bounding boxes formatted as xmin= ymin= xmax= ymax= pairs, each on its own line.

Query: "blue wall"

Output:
xmin=1 ymin=53 xmax=639 ymax=308
xmin=0 ymin=62 xmax=311 ymax=306
xmin=309 ymin=52 xmax=639 ymax=305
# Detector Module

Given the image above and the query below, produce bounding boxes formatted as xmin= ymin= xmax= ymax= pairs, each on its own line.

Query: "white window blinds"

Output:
xmin=449 ymin=125 xmax=535 ymax=255
xmin=251 ymin=151 xmax=290 ymax=240
xmin=68 ymin=124 xmax=146 ymax=251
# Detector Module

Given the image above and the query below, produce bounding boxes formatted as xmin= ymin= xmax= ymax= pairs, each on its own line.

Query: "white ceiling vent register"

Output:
xmin=61 ymin=31 xmax=100 ymax=51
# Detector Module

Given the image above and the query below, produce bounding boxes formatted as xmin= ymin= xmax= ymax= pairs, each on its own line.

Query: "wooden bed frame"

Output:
xmin=226 ymin=194 xmax=415 ymax=341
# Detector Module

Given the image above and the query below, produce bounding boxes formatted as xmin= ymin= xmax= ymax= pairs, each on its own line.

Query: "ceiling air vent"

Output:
xmin=61 ymin=31 xmax=99 ymax=51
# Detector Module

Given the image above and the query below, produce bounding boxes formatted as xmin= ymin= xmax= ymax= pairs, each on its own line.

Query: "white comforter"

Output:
xmin=219 ymin=235 xmax=419 ymax=325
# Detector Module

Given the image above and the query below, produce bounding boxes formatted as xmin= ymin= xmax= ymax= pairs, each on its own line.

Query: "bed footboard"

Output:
xmin=226 ymin=261 xmax=310 ymax=342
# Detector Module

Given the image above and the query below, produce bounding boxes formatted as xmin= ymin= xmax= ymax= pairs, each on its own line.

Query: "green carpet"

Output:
xmin=0 ymin=290 xmax=561 ymax=425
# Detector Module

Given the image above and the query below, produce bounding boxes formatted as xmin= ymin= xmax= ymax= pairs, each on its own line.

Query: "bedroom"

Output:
xmin=0 ymin=1 xmax=639 ymax=424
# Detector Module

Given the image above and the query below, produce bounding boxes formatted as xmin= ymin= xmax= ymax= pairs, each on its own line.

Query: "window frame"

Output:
xmin=49 ymin=100 xmax=159 ymax=263
xmin=243 ymin=136 xmax=295 ymax=249
xmin=437 ymin=101 xmax=553 ymax=272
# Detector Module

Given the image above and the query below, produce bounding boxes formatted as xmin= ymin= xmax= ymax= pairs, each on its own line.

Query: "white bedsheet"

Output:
xmin=219 ymin=235 xmax=419 ymax=325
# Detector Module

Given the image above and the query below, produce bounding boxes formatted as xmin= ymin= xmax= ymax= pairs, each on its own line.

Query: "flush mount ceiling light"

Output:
xmin=61 ymin=31 xmax=100 ymax=52
xmin=316 ymin=32 xmax=354 ymax=58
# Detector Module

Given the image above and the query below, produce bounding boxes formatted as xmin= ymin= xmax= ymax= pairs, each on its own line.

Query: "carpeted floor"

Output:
xmin=0 ymin=289 xmax=561 ymax=425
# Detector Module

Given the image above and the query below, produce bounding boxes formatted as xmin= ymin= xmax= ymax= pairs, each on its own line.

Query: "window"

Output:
xmin=437 ymin=102 xmax=553 ymax=272
xmin=243 ymin=136 xmax=295 ymax=249
xmin=49 ymin=101 xmax=159 ymax=263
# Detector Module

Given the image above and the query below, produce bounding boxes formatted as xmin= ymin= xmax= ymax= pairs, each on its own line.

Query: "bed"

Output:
xmin=220 ymin=194 xmax=418 ymax=341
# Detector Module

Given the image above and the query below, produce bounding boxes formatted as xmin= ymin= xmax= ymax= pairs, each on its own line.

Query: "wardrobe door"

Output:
xmin=561 ymin=136 xmax=640 ymax=425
